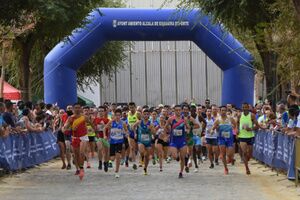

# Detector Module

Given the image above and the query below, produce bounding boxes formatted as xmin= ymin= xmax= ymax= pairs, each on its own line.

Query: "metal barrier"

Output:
xmin=295 ymin=136 xmax=300 ymax=186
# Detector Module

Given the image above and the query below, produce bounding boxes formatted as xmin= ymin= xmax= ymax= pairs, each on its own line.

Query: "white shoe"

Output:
xmin=115 ymin=173 xmax=120 ymax=178
xmin=194 ymin=168 xmax=199 ymax=173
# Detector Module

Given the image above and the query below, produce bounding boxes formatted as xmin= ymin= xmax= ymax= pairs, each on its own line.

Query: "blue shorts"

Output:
xmin=138 ymin=142 xmax=152 ymax=148
xmin=206 ymin=138 xmax=218 ymax=146
xmin=170 ymin=137 xmax=186 ymax=149
xmin=218 ymin=137 xmax=233 ymax=147
xmin=193 ymin=135 xmax=201 ymax=146
xmin=129 ymin=130 xmax=135 ymax=139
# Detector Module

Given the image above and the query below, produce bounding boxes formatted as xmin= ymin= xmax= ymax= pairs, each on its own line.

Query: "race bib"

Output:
xmin=141 ymin=134 xmax=150 ymax=142
xmin=221 ymin=131 xmax=230 ymax=138
xmin=97 ymin=124 xmax=105 ymax=131
xmin=110 ymin=128 xmax=123 ymax=140
xmin=173 ymin=129 xmax=183 ymax=136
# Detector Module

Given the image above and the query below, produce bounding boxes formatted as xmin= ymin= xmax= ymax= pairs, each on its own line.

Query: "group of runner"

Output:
xmin=55 ymin=101 xmax=259 ymax=180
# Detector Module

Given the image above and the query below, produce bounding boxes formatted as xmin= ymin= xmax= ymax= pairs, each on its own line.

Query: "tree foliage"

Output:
xmin=174 ymin=0 xmax=300 ymax=103
xmin=0 ymin=0 xmax=126 ymax=101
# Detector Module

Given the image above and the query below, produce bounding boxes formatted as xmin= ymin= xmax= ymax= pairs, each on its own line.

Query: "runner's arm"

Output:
xmin=198 ymin=115 xmax=207 ymax=134
xmin=104 ymin=121 xmax=112 ymax=139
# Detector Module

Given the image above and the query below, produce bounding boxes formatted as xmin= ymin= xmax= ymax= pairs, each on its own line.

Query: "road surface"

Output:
xmin=0 ymin=157 xmax=299 ymax=200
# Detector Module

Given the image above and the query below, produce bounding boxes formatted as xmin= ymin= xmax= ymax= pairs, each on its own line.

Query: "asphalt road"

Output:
xmin=0 ymin=156 xmax=299 ymax=200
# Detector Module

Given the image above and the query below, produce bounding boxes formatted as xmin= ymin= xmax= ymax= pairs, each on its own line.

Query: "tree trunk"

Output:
xmin=254 ymin=40 xmax=278 ymax=107
xmin=293 ymin=0 xmax=300 ymax=21
xmin=16 ymin=34 xmax=34 ymax=102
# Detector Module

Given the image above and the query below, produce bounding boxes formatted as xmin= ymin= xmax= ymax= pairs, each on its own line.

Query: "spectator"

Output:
xmin=19 ymin=108 xmax=45 ymax=132
xmin=258 ymin=106 xmax=272 ymax=129
xmin=3 ymin=101 xmax=17 ymax=129
xmin=276 ymin=103 xmax=289 ymax=129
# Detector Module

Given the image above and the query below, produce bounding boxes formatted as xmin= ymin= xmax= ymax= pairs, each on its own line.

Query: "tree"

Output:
xmin=175 ymin=0 xmax=283 ymax=104
xmin=0 ymin=0 xmax=126 ymax=101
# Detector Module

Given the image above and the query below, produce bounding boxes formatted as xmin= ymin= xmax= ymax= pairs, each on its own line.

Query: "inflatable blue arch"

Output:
xmin=44 ymin=8 xmax=254 ymax=108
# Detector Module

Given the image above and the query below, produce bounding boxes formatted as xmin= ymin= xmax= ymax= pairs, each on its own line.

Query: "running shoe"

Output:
xmin=194 ymin=168 xmax=199 ymax=173
xmin=224 ymin=168 xmax=229 ymax=175
xmin=108 ymin=160 xmax=113 ymax=168
xmin=202 ymin=156 xmax=207 ymax=161
xmin=115 ymin=173 xmax=120 ymax=178
xmin=104 ymin=162 xmax=108 ymax=172
xmin=125 ymin=161 xmax=129 ymax=167
xmin=152 ymin=159 xmax=156 ymax=165
xmin=209 ymin=163 xmax=214 ymax=169
xmin=178 ymin=172 xmax=183 ymax=178
xmin=139 ymin=160 xmax=144 ymax=167
xmin=143 ymin=168 xmax=148 ymax=175
xmin=61 ymin=164 xmax=66 ymax=169
xmin=132 ymin=163 xmax=138 ymax=170
xmin=120 ymin=159 xmax=125 ymax=166
xmin=98 ymin=161 xmax=102 ymax=170
xmin=74 ymin=170 xmax=80 ymax=175
xmin=66 ymin=164 xmax=71 ymax=170
xmin=185 ymin=167 xmax=189 ymax=173
xmin=79 ymin=169 xmax=84 ymax=180
xmin=246 ymin=166 xmax=251 ymax=175
xmin=215 ymin=159 xmax=219 ymax=166
xmin=166 ymin=157 xmax=171 ymax=163
xmin=86 ymin=162 xmax=91 ymax=169
xmin=160 ymin=168 xmax=163 ymax=172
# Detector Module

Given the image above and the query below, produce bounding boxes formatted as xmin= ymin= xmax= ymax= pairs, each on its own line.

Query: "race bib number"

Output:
xmin=141 ymin=134 xmax=150 ymax=142
xmin=221 ymin=131 xmax=230 ymax=138
xmin=173 ymin=129 xmax=183 ymax=136
xmin=97 ymin=124 xmax=105 ymax=131
xmin=110 ymin=128 xmax=123 ymax=140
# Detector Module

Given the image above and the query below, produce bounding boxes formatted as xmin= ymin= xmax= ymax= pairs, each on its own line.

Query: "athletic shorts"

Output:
xmin=157 ymin=138 xmax=169 ymax=147
xmin=206 ymin=138 xmax=218 ymax=146
xmin=238 ymin=137 xmax=255 ymax=145
xmin=88 ymin=136 xmax=95 ymax=142
xmin=170 ymin=138 xmax=186 ymax=149
xmin=193 ymin=135 xmax=201 ymax=146
xmin=65 ymin=134 xmax=72 ymax=142
xmin=71 ymin=135 xmax=89 ymax=148
xmin=57 ymin=131 xmax=65 ymax=143
xmin=138 ymin=142 xmax=152 ymax=148
xmin=110 ymin=143 xmax=123 ymax=156
xmin=124 ymin=137 xmax=129 ymax=150
xmin=218 ymin=137 xmax=233 ymax=148
xmin=129 ymin=130 xmax=135 ymax=139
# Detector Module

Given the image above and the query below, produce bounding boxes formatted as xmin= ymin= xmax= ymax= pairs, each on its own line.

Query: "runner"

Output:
xmin=127 ymin=102 xmax=139 ymax=170
xmin=150 ymin=109 xmax=159 ymax=165
xmin=155 ymin=115 xmax=169 ymax=172
xmin=104 ymin=109 xmax=128 ymax=178
xmin=190 ymin=105 xmax=206 ymax=172
xmin=237 ymin=102 xmax=260 ymax=175
xmin=133 ymin=109 xmax=156 ymax=175
xmin=166 ymin=105 xmax=190 ymax=178
xmin=211 ymin=106 xmax=236 ymax=175
xmin=93 ymin=106 xmax=110 ymax=171
xmin=62 ymin=103 xmax=93 ymax=180
xmin=205 ymin=108 xmax=218 ymax=169
xmin=182 ymin=104 xmax=200 ymax=173
xmin=83 ymin=106 xmax=94 ymax=169
xmin=121 ymin=107 xmax=130 ymax=167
